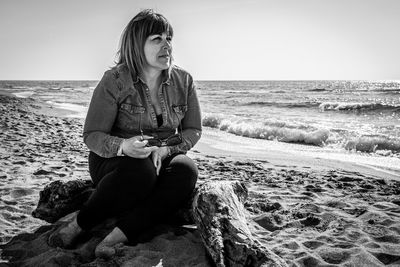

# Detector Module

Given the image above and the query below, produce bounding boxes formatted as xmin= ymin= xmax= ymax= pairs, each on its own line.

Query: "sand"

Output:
xmin=1 ymin=93 xmax=400 ymax=266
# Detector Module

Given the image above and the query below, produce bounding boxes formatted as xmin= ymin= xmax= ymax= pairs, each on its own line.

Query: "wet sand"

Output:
xmin=1 ymin=94 xmax=400 ymax=266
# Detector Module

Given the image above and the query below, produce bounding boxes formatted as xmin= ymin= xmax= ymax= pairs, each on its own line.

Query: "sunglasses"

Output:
xmin=138 ymin=109 xmax=183 ymax=147
xmin=144 ymin=133 xmax=182 ymax=147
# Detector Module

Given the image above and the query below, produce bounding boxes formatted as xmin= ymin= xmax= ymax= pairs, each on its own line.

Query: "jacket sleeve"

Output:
xmin=171 ymin=74 xmax=202 ymax=154
xmin=83 ymin=70 xmax=124 ymax=158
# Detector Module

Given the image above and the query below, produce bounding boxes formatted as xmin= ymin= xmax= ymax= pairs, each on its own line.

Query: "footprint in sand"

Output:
xmin=302 ymin=240 xmax=325 ymax=249
xmin=317 ymin=247 xmax=352 ymax=264
xmin=10 ymin=188 xmax=35 ymax=198
xmin=371 ymin=252 xmax=400 ymax=265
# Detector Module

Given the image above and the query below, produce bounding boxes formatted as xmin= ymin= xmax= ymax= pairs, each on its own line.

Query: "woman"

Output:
xmin=49 ymin=9 xmax=202 ymax=258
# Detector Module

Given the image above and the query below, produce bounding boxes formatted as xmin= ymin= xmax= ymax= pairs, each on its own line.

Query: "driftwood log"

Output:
xmin=29 ymin=179 xmax=286 ymax=266
xmin=193 ymin=181 xmax=287 ymax=267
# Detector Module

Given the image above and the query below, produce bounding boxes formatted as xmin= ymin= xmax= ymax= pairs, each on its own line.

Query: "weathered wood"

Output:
xmin=192 ymin=181 xmax=287 ymax=267
xmin=32 ymin=179 xmax=94 ymax=223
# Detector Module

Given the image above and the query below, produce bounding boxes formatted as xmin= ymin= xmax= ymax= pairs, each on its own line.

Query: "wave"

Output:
xmin=367 ymin=87 xmax=400 ymax=93
xmin=202 ymin=114 xmax=400 ymax=155
xmin=319 ymin=102 xmax=400 ymax=113
xmin=3 ymin=85 xmax=31 ymax=90
xmin=13 ymin=91 xmax=35 ymax=98
xmin=202 ymin=114 xmax=329 ymax=146
xmin=46 ymin=101 xmax=88 ymax=114
xmin=243 ymin=101 xmax=320 ymax=108
xmin=308 ymin=88 xmax=327 ymax=92
xmin=345 ymin=135 xmax=400 ymax=153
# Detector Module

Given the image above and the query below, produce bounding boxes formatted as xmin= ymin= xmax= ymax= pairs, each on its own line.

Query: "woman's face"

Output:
xmin=143 ymin=32 xmax=172 ymax=72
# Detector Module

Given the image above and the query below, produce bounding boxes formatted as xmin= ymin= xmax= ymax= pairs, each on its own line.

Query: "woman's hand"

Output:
xmin=151 ymin=147 xmax=170 ymax=175
xmin=121 ymin=135 xmax=158 ymax=158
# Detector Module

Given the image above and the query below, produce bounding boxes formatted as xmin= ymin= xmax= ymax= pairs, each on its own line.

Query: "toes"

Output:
xmin=95 ymin=244 xmax=116 ymax=259
xmin=48 ymin=231 xmax=64 ymax=247
xmin=47 ymin=224 xmax=81 ymax=248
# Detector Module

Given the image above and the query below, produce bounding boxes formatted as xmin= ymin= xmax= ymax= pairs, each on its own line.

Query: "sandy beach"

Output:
xmin=1 ymin=93 xmax=400 ymax=266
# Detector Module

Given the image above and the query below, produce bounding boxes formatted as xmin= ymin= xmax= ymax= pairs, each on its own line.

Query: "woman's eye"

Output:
xmin=166 ymin=37 xmax=172 ymax=42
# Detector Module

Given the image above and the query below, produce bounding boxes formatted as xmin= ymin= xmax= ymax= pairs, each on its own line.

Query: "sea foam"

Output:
xmin=202 ymin=114 xmax=400 ymax=154
xmin=345 ymin=135 xmax=400 ymax=153
xmin=202 ymin=114 xmax=329 ymax=146
xmin=46 ymin=101 xmax=88 ymax=118
xmin=13 ymin=91 xmax=35 ymax=98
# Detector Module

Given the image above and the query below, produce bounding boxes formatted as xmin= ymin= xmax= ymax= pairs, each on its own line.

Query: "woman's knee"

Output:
xmin=165 ymin=155 xmax=198 ymax=188
xmin=113 ymin=157 xmax=157 ymax=190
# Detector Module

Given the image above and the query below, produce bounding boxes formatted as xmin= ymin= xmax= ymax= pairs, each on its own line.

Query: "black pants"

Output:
xmin=76 ymin=151 xmax=198 ymax=242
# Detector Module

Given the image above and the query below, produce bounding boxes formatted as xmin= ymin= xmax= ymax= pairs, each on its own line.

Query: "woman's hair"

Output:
xmin=116 ymin=9 xmax=174 ymax=78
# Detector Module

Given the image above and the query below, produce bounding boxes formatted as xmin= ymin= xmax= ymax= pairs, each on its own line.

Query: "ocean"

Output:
xmin=1 ymin=79 xmax=399 ymax=157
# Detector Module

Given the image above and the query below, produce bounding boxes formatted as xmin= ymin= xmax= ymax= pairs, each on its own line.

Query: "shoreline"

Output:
xmin=190 ymin=128 xmax=400 ymax=181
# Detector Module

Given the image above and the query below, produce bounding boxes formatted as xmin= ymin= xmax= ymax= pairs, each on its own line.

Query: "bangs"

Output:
xmin=144 ymin=15 xmax=174 ymax=38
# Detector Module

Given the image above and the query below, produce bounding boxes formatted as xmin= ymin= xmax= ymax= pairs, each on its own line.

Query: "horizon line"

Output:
xmin=1 ymin=79 xmax=399 ymax=82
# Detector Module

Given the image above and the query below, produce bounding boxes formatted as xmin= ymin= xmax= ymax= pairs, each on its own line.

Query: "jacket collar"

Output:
xmin=133 ymin=69 xmax=171 ymax=86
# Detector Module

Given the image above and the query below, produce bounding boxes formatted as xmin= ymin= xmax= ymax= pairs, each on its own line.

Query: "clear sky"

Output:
xmin=0 ymin=0 xmax=399 ymax=80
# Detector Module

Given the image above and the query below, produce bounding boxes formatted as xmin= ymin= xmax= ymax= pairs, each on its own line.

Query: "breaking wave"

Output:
xmin=202 ymin=114 xmax=400 ymax=155
xmin=319 ymin=102 xmax=400 ymax=113
xmin=345 ymin=135 xmax=400 ymax=153
xmin=243 ymin=101 xmax=320 ymax=108
xmin=202 ymin=114 xmax=329 ymax=146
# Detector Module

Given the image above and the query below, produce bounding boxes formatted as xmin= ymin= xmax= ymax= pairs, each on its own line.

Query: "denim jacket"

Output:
xmin=83 ymin=64 xmax=202 ymax=158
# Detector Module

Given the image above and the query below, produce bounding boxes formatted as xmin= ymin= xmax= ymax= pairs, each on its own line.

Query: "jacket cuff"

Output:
xmin=107 ymin=136 xmax=124 ymax=158
xmin=117 ymin=139 xmax=125 ymax=156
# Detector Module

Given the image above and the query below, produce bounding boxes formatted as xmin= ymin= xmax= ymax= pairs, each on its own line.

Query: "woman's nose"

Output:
xmin=163 ymin=39 xmax=171 ymax=49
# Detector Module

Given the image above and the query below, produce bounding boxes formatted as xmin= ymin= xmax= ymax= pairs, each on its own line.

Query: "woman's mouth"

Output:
xmin=158 ymin=55 xmax=170 ymax=62
xmin=159 ymin=54 xmax=170 ymax=59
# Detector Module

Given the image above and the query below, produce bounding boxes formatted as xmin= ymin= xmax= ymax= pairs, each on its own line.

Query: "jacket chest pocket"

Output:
xmin=172 ymin=105 xmax=187 ymax=127
xmin=117 ymin=104 xmax=145 ymax=131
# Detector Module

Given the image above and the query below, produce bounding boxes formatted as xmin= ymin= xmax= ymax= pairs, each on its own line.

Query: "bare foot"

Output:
xmin=94 ymin=244 xmax=116 ymax=259
xmin=95 ymin=227 xmax=127 ymax=259
xmin=48 ymin=217 xmax=82 ymax=248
